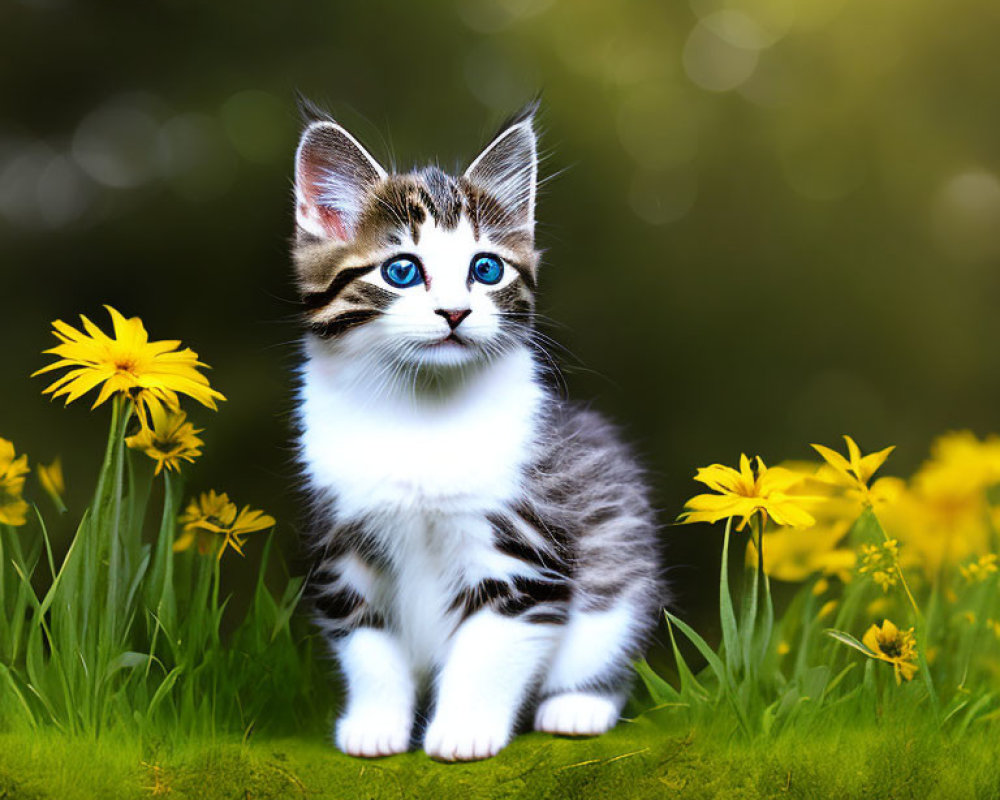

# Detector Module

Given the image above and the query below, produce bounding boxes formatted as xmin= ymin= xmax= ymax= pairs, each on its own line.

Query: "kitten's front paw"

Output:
xmin=335 ymin=707 xmax=413 ymax=758
xmin=423 ymin=710 xmax=512 ymax=761
xmin=534 ymin=692 xmax=620 ymax=736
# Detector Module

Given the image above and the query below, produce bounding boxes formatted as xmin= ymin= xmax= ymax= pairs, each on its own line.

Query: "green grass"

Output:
xmin=1 ymin=715 xmax=998 ymax=799
xmin=6 ymin=316 xmax=1000 ymax=797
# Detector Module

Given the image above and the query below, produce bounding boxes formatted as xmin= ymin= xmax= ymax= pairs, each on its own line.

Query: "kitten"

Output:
xmin=292 ymin=101 xmax=663 ymax=761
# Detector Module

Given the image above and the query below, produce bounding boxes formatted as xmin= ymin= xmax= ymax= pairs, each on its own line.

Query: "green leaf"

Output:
xmin=665 ymin=614 xmax=708 ymax=700
xmin=104 ymin=651 xmax=153 ymax=681
xmin=718 ymin=519 xmax=741 ymax=678
xmin=825 ymin=628 xmax=877 ymax=657
xmin=634 ymin=658 xmax=680 ymax=705
xmin=665 ymin=609 xmax=751 ymax=736
xmin=0 ymin=663 xmax=38 ymax=729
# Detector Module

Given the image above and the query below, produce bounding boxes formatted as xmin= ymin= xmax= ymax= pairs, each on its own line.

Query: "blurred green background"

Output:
xmin=2 ymin=0 xmax=1000 ymax=617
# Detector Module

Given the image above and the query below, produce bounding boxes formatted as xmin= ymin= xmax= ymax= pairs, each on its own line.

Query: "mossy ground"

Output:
xmin=2 ymin=715 xmax=998 ymax=800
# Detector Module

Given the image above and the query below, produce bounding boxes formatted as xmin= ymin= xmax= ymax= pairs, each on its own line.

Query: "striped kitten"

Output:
xmin=293 ymin=102 xmax=662 ymax=761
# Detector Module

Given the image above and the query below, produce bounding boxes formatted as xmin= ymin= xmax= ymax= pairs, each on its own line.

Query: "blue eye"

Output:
xmin=381 ymin=256 xmax=423 ymax=288
xmin=470 ymin=254 xmax=504 ymax=285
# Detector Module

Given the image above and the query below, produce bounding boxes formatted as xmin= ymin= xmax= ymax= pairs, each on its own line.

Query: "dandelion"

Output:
xmin=861 ymin=619 xmax=918 ymax=684
xmin=126 ymin=405 xmax=203 ymax=475
xmin=0 ymin=438 xmax=30 ymax=527
xmin=36 ymin=457 xmax=66 ymax=511
xmin=175 ymin=490 xmax=275 ymax=560
xmin=679 ymin=454 xmax=818 ymax=531
xmin=819 ymin=600 xmax=839 ymax=620
xmin=33 ymin=305 xmax=226 ymax=426
xmin=959 ymin=554 xmax=998 ymax=584
xmin=812 ymin=435 xmax=895 ymax=505
xmin=777 ymin=641 xmax=791 ymax=656
xmin=859 ymin=540 xmax=901 ymax=592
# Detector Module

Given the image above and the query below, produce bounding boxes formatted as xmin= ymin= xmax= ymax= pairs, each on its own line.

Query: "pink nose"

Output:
xmin=435 ymin=308 xmax=471 ymax=330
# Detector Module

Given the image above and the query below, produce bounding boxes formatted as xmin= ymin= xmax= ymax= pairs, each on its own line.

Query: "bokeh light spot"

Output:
xmin=683 ymin=13 xmax=761 ymax=93
xmin=457 ymin=0 xmax=554 ymax=33
xmin=689 ymin=0 xmax=796 ymax=47
xmin=72 ymin=98 xmax=162 ymax=188
xmin=37 ymin=155 xmax=93 ymax=228
xmin=931 ymin=170 xmax=1000 ymax=263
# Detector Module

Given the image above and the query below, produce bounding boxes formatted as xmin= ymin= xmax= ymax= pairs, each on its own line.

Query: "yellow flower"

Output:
xmin=987 ymin=619 xmax=1000 ymax=640
xmin=812 ymin=435 xmax=895 ymax=505
xmin=819 ymin=600 xmax=838 ymax=620
xmin=126 ymin=405 xmax=203 ymax=475
xmin=33 ymin=305 xmax=226 ymax=425
xmin=0 ymin=438 xmax=30 ymax=527
xmin=777 ymin=641 xmax=791 ymax=656
xmin=680 ymin=454 xmax=818 ymax=531
xmin=881 ymin=432 xmax=1000 ymax=576
xmin=175 ymin=490 xmax=275 ymax=560
xmin=862 ymin=619 xmax=918 ymax=684
xmin=858 ymin=540 xmax=901 ymax=592
xmin=746 ymin=521 xmax=855 ymax=583
xmin=36 ymin=457 xmax=66 ymax=511
xmin=960 ymin=554 xmax=998 ymax=584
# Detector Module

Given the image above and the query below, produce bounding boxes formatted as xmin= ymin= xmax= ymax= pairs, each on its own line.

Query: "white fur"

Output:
xmin=335 ymin=628 xmax=415 ymax=757
xmin=424 ymin=609 xmax=559 ymax=761
xmin=534 ymin=693 xmax=620 ymax=736
xmin=530 ymin=597 xmax=639 ymax=736
xmin=300 ymin=342 xmax=542 ymax=522
xmin=542 ymin=596 xmax=638 ymax=693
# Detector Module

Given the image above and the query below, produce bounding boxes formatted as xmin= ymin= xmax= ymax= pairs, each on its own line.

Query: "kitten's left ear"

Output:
xmin=464 ymin=101 xmax=539 ymax=235
xmin=294 ymin=119 xmax=387 ymax=241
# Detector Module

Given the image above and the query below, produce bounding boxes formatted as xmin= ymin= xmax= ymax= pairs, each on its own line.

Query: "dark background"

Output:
xmin=3 ymin=0 xmax=1000 ymax=623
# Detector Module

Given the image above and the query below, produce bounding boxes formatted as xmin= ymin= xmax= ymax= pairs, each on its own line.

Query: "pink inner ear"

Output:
xmin=316 ymin=205 xmax=348 ymax=240
xmin=297 ymin=159 xmax=349 ymax=240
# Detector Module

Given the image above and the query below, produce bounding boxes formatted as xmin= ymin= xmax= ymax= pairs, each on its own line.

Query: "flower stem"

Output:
xmin=871 ymin=507 xmax=938 ymax=714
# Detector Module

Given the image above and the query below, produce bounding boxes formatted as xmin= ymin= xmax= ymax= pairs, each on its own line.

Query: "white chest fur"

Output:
xmin=298 ymin=344 xmax=544 ymax=521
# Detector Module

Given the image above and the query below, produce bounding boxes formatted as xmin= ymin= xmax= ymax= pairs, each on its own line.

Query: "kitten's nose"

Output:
xmin=435 ymin=308 xmax=471 ymax=330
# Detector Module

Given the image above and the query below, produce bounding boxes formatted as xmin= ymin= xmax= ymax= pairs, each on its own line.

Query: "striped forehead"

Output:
xmin=370 ymin=168 xmax=465 ymax=243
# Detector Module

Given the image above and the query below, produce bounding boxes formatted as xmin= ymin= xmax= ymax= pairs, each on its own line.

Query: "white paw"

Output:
xmin=423 ymin=710 xmax=512 ymax=761
xmin=335 ymin=707 xmax=413 ymax=758
xmin=534 ymin=692 xmax=620 ymax=736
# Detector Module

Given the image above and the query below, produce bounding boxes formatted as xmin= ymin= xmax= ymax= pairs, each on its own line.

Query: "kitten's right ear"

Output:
xmin=294 ymin=121 xmax=387 ymax=241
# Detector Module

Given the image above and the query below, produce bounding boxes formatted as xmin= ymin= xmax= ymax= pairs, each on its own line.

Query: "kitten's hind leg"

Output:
xmin=534 ymin=595 xmax=646 ymax=736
